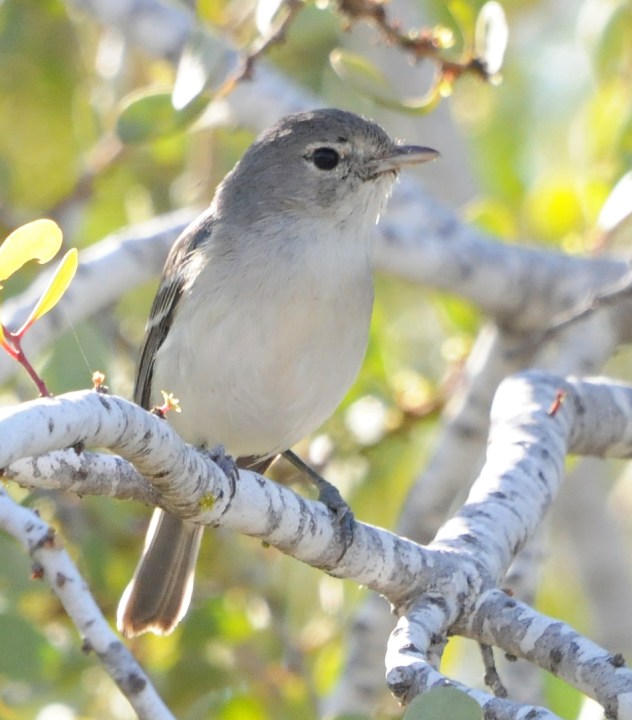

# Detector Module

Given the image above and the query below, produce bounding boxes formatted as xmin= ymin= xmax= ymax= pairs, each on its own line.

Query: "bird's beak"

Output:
xmin=369 ymin=145 xmax=440 ymax=175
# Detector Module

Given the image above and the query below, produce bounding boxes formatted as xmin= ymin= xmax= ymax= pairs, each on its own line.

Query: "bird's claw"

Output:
xmin=316 ymin=477 xmax=355 ymax=553
xmin=203 ymin=444 xmax=239 ymax=483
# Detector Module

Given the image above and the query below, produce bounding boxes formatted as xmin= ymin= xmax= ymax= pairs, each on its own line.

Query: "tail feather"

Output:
xmin=117 ymin=509 xmax=203 ymax=637
xmin=117 ymin=455 xmax=275 ymax=637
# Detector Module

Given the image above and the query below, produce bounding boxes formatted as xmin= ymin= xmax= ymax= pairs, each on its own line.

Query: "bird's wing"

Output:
xmin=134 ymin=214 xmax=212 ymax=409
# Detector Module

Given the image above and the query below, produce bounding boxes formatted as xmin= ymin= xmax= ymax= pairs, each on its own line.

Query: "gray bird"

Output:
xmin=117 ymin=108 xmax=438 ymax=637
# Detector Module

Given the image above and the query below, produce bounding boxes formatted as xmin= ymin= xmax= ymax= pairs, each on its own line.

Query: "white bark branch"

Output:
xmin=4 ymin=372 xmax=632 ymax=716
xmin=1 ymin=390 xmax=438 ymax=592
xmin=462 ymin=589 xmax=632 ymax=719
xmin=386 ymin=595 xmax=561 ymax=720
xmin=383 ymin=371 xmax=632 ymax=716
xmin=0 ymin=486 xmax=174 ymax=720
xmin=6 ymin=449 xmax=156 ymax=504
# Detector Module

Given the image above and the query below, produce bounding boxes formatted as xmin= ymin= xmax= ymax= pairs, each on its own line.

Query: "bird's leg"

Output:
xmin=201 ymin=444 xmax=240 ymax=483
xmin=282 ymin=449 xmax=354 ymax=550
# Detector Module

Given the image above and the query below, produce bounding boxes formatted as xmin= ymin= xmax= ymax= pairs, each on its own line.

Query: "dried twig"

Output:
xmin=336 ymin=0 xmax=492 ymax=81
xmin=480 ymin=643 xmax=509 ymax=698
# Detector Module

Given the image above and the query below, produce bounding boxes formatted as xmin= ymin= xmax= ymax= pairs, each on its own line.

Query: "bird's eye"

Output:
xmin=311 ymin=147 xmax=340 ymax=171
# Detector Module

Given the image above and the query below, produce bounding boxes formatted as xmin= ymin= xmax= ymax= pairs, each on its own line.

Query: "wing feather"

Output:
xmin=134 ymin=213 xmax=213 ymax=408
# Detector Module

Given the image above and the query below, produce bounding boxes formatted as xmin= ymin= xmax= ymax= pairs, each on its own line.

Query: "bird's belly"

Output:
xmin=152 ymin=276 xmax=372 ymax=459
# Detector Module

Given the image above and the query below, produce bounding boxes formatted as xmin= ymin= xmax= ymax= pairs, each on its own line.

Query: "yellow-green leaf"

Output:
xmin=19 ymin=248 xmax=78 ymax=334
xmin=0 ymin=219 xmax=62 ymax=283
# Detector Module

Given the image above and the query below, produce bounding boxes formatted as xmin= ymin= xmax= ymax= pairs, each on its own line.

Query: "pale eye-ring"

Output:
xmin=311 ymin=147 xmax=340 ymax=171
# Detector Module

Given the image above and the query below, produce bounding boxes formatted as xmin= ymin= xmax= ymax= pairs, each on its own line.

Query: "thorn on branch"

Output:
xmin=547 ymin=390 xmax=567 ymax=417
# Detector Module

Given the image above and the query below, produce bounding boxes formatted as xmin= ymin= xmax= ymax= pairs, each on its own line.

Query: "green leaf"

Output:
xmin=0 ymin=219 xmax=62 ymax=283
xmin=18 ymin=248 xmax=78 ymax=335
xmin=116 ymin=89 xmax=208 ymax=144
xmin=403 ymin=687 xmax=483 ymax=720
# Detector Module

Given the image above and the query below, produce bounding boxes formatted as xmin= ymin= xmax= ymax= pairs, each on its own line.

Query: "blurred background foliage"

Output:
xmin=0 ymin=0 xmax=631 ymax=718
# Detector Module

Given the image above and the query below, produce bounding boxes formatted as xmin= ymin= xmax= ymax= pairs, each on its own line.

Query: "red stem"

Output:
xmin=1 ymin=326 xmax=51 ymax=397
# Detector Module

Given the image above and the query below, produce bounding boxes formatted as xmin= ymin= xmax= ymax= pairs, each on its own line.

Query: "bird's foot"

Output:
xmin=282 ymin=449 xmax=354 ymax=553
xmin=202 ymin=444 xmax=239 ymax=483
xmin=314 ymin=474 xmax=355 ymax=552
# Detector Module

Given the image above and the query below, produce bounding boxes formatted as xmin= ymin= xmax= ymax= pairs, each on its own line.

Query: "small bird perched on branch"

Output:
xmin=117 ymin=108 xmax=438 ymax=637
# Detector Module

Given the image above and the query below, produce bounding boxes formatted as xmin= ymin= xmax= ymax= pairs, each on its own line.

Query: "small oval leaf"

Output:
xmin=116 ymin=90 xmax=208 ymax=144
xmin=19 ymin=248 xmax=78 ymax=335
xmin=0 ymin=219 xmax=62 ymax=282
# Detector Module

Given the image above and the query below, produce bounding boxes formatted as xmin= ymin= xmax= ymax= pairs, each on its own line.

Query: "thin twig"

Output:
xmin=480 ymin=643 xmax=508 ymax=698
xmin=337 ymin=0 xmax=491 ymax=80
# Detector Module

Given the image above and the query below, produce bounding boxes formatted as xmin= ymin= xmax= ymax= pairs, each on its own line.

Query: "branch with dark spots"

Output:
xmin=3 ymin=373 xmax=632 ymax=716
xmin=0 ymin=488 xmax=172 ymax=718
xmin=33 ymin=527 xmax=56 ymax=551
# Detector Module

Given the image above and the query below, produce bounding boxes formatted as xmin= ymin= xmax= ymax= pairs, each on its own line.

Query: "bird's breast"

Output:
xmin=152 ymin=226 xmax=374 ymax=458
